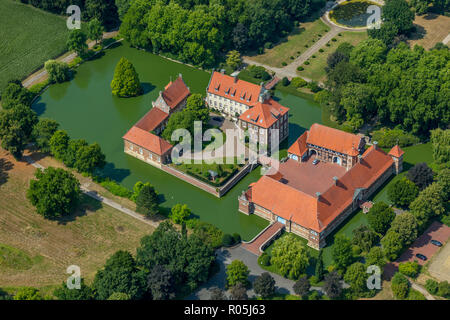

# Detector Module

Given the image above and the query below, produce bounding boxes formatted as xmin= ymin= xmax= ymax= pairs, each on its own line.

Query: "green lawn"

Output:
xmin=298 ymin=31 xmax=368 ymax=82
xmin=0 ymin=0 xmax=70 ymax=90
xmin=245 ymin=19 xmax=330 ymax=68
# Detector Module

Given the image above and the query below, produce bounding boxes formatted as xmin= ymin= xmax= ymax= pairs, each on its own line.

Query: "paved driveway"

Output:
xmin=186 ymin=246 xmax=296 ymax=300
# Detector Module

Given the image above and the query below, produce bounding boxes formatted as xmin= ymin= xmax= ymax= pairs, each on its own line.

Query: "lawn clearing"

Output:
xmin=408 ymin=14 xmax=450 ymax=50
xmin=297 ymin=31 xmax=368 ymax=82
xmin=0 ymin=147 xmax=154 ymax=291
xmin=244 ymin=19 xmax=331 ymax=68
xmin=0 ymin=0 xmax=70 ymax=90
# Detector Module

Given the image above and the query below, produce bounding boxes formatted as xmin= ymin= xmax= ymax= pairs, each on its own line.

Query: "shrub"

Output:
xmin=297 ymin=66 xmax=304 ymax=71
xmin=437 ymin=281 xmax=450 ymax=298
xmin=371 ymin=128 xmax=419 ymax=148
xmin=319 ymin=48 xmax=324 ymax=52
xmin=293 ymin=276 xmax=310 ymax=298
xmin=391 ymin=273 xmax=410 ymax=299
xmin=281 ymin=77 xmax=290 ymax=86
xmin=304 ymin=61 xmax=310 ymax=65
xmin=352 ymin=245 xmax=362 ymax=256
xmin=398 ymin=261 xmax=420 ymax=278
xmin=312 ymin=55 xmax=316 ymax=58
xmin=387 ymin=177 xmax=419 ymax=207
xmin=226 ymin=260 xmax=249 ymax=288
xmin=45 ymin=60 xmax=71 ymax=83
xmin=253 ymin=273 xmax=275 ymax=298
xmin=259 ymin=253 xmax=271 ymax=266
xmin=281 ymin=62 xmax=287 ymax=66
xmin=264 ymin=42 xmax=273 ymax=49
xmin=307 ymin=81 xmax=322 ymax=93
xmin=309 ymin=275 xmax=319 ymax=286
xmin=425 ymin=279 xmax=438 ymax=295
xmin=232 ymin=233 xmax=241 ymax=244
xmin=332 ymin=38 xmax=337 ymax=42
xmin=305 ymin=44 xmax=309 ymax=48
xmin=290 ymin=56 xmax=294 ymax=60
xmin=326 ymin=42 xmax=331 ymax=47
xmin=222 ymin=234 xmax=234 ymax=247
xmin=100 ymin=179 xmax=132 ymax=198
xmin=308 ymin=290 xmax=321 ymax=300
xmin=291 ymin=77 xmax=307 ymax=88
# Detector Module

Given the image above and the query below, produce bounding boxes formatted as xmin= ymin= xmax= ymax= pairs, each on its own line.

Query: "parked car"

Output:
xmin=415 ymin=253 xmax=427 ymax=261
xmin=312 ymin=159 xmax=319 ymax=165
xmin=431 ymin=240 xmax=443 ymax=247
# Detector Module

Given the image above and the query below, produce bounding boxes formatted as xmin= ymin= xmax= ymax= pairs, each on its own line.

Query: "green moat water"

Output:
xmin=32 ymin=42 xmax=322 ymax=240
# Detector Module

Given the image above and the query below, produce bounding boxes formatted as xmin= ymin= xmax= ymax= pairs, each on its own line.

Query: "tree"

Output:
xmin=407 ymin=163 xmax=434 ymax=190
xmin=226 ymin=50 xmax=241 ymax=70
xmin=323 ymin=271 xmax=342 ymax=299
xmin=391 ymin=272 xmax=409 ymax=299
xmin=147 ymin=264 xmax=175 ymax=300
xmin=92 ymin=250 xmax=147 ymax=300
xmin=226 ymin=260 xmax=249 ymax=288
xmin=315 ymin=250 xmax=324 ymax=281
xmin=332 ymin=235 xmax=353 ymax=271
xmin=390 ymin=212 xmax=418 ymax=246
xmin=365 ymin=247 xmax=386 ymax=270
xmin=185 ymin=93 xmax=209 ymax=125
xmin=425 ymin=279 xmax=439 ymax=295
xmin=115 ymin=0 xmax=133 ymax=21
xmin=85 ymin=0 xmax=120 ymax=29
xmin=387 ymin=177 xmax=419 ymax=208
xmin=344 ymin=262 xmax=368 ymax=295
xmin=111 ymin=57 xmax=143 ymax=97
xmin=229 ymin=283 xmax=248 ymax=300
xmin=410 ymin=182 xmax=446 ymax=230
xmin=270 ymin=233 xmax=310 ymax=279
xmin=430 ymin=129 xmax=449 ymax=166
xmin=398 ymin=261 xmax=420 ymax=278
xmin=352 ymin=225 xmax=379 ymax=253
xmin=53 ymin=279 xmax=94 ymax=300
xmin=32 ymin=118 xmax=59 ymax=153
xmin=293 ymin=276 xmax=310 ymax=298
xmin=0 ymin=104 xmax=38 ymax=159
xmin=45 ymin=60 xmax=71 ymax=83
xmin=437 ymin=281 xmax=450 ymax=298
xmin=382 ymin=0 xmax=415 ymax=34
xmin=135 ymin=183 xmax=159 ymax=216
xmin=210 ymin=287 xmax=227 ymax=300
xmin=169 ymin=204 xmax=192 ymax=225
xmin=13 ymin=287 xmax=42 ymax=300
xmin=367 ymin=202 xmax=396 ymax=235
xmin=368 ymin=21 xmax=399 ymax=46
xmin=350 ymin=38 xmax=387 ymax=70
xmin=253 ymin=272 xmax=275 ymax=298
xmin=0 ymin=81 xmax=32 ymax=109
xmin=232 ymin=23 xmax=249 ymax=51
xmin=74 ymin=143 xmax=106 ymax=174
xmin=87 ymin=18 xmax=104 ymax=44
xmin=108 ymin=292 xmax=131 ymax=300
xmin=381 ymin=230 xmax=403 ymax=261
xmin=67 ymin=29 xmax=88 ymax=56
xmin=49 ymin=130 xmax=70 ymax=160
xmin=27 ymin=167 xmax=80 ymax=219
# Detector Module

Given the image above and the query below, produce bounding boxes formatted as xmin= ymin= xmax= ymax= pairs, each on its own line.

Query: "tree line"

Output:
xmin=119 ymin=0 xmax=322 ymax=67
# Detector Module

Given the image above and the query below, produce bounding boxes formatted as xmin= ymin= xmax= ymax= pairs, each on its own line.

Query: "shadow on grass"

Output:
xmin=0 ymin=158 xmax=14 ymax=186
xmin=57 ymin=194 xmax=103 ymax=225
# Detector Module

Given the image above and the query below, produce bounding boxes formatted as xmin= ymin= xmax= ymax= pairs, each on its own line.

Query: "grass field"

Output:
xmin=0 ymin=147 xmax=154 ymax=293
xmin=244 ymin=19 xmax=331 ymax=68
xmin=408 ymin=14 xmax=450 ymax=49
xmin=0 ymin=0 xmax=70 ymax=90
xmin=298 ymin=31 xmax=368 ymax=82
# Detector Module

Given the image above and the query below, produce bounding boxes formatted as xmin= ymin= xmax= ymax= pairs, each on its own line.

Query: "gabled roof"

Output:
xmin=123 ymin=126 xmax=173 ymax=156
xmin=388 ymin=145 xmax=404 ymax=158
xmin=288 ymin=131 xmax=308 ymax=157
xmin=307 ymin=123 xmax=362 ymax=155
xmin=239 ymin=98 xmax=289 ymax=128
xmin=250 ymin=176 xmax=321 ymax=231
xmin=162 ymin=76 xmax=190 ymax=110
xmin=135 ymin=107 xmax=169 ymax=132
xmin=207 ymin=71 xmax=262 ymax=106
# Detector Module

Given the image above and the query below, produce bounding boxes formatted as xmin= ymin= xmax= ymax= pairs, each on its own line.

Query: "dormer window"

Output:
xmin=214 ymin=83 xmax=220 ymax=91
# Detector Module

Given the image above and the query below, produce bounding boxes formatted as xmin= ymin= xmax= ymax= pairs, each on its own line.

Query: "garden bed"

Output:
xmin=329 ymin=0 xmax=381 ymax=28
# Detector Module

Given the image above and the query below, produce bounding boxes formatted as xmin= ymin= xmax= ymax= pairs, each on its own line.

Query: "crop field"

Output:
xmin=0 ymin=0 xmax=69 ymax=90
xmin=0 ymin=147 xmax=154 ymax=292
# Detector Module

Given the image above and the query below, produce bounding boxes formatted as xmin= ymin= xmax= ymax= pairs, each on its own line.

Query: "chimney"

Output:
xmin=373 ymin=141 xmax=378 ymax=150
xmin=233 ymin=75 xmax=238 ymax=83
xmin=179 ymin=73 xmax=182 ymax=79
xmin=315 ymin=192 xmax=321 ymax=199
xmin=333 ymin=176 xmax=338 ymax=186
xmin=221 ymin=69 xmax=225 ymax=74
xmin=358 ymin=154 xmax=362 ymax=163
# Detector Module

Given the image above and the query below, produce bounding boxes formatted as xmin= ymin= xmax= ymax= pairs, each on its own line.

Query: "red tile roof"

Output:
xmin=288 ymin=131 xmax=309 ymax=157
xmin=207 ymin=71 xmax=262 ymax=106
xmin=307 ymin=123 xmax=362 ymax=155
xmin=123 ymin=126 xmax=173 ymax=156
xmin=239 ymin=98 xmax=289 ymax=128
xmin=388 ymin=145 xmax=404 ymax=158
xmin=162 ymin=76 xmax=190 ymax=110
xmin=248 ymin=143 xmax=395 ymax=232
xmin=135 ymin=107 xmax=169 ymax=132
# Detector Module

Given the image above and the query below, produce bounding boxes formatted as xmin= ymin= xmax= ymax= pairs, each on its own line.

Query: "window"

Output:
xmin=129 ymin=144 xmax=133 ymax=151
xmin=139 ymin=148 xmax=143 ymax=155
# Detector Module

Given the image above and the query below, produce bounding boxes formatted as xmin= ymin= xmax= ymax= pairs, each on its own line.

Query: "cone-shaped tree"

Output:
xmin=110 ymin=57 xmax=142 ymax=97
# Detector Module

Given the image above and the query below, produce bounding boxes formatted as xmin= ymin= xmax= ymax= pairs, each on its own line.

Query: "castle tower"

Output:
xmin=388 ymin=145 xmax=404 ymax=175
